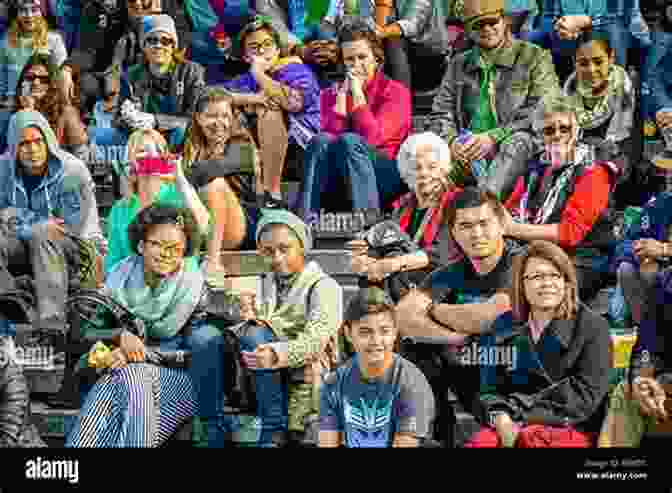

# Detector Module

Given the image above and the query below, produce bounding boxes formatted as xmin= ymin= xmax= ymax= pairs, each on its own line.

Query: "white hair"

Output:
xmin=396 ymin=132 xmax=452 ymax=190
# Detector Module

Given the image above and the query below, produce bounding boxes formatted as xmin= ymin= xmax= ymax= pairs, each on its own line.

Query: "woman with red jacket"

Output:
xmin=299 ymin=18 xmax=412 ymax=221
xmin=501 ymin=95 xmax=619 ymax=304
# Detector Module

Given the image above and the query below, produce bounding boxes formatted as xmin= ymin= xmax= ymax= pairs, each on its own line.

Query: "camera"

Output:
xmin=640 ymin=0 xmax=672 ymax=31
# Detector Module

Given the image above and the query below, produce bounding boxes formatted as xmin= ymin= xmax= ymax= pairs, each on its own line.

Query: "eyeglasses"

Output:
xmin=144 ymin=239 xmax=184 ymax=257
xmin=473 ymin=17 xmax=502 ymax=30
xmin=523 ymin=272 xmax=564 ymax=283
xmin=25 ymin=74 xmax=50 ymax=84
xmin=144 ymin=36 xmax=175 ymax=48
xmin=127 ymin=0 xmax=154 ymax=8
xmin=246 ymin=39 xmax=275 ymax=55
xmin=258 ymin=245 xmax=294 ymax=258
xmin=542 ymin=125 xmax=573 ymax=137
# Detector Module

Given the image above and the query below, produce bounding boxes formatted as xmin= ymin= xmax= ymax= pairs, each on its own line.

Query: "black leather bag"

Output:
xmin=66 ymin=289 xmax=193 ymax=370
xmin=219 ymin=320 xmax=259 ymax=414
xmin=357 ymin=219 xmax=427 ymax=302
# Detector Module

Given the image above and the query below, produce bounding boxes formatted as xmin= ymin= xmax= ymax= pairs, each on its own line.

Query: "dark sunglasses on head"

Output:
xmin=145 ymin=36 xmax=175 ymax=48
xmin=25 ymin=74 xmax=50 ymax=83
xmin=474 ymin=17 xmax=502 ymax=30
xmin=542 ymin=125 xmax=573 ymax=137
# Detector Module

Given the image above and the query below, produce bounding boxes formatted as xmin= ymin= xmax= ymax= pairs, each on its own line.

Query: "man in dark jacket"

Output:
xmin=117 ymin=14 xmax=206 ymax=147
xmin=429 ymin=0 xmax=560 ymax=201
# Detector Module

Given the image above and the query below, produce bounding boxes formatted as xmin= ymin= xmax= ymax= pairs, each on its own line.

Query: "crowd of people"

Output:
xmin=0 ymin=0 xmax=671 ymax=448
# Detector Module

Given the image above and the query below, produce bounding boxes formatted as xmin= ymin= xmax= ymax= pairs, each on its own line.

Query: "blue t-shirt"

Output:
xmin=319 ymin=354 xmax=435 ymax=447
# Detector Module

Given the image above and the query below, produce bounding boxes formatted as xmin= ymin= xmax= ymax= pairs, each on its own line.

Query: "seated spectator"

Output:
xmin=524 ymin=0 xmax=650 ymax=82
xmin=222 ymin=15 xmax=321 ymax=208
xmin=104 ymin=129 xmax=210 ymax=275
xmin=319 ymin=287 xmax=435 ymax=448
xmin=115 ymin=14 xmax=206 ymax=149
xmin=348 ymin=132 xmax=465 ymax=293
xmin=503 ymin=95 xmax=620 ymax=303
xmin=300 ymin=19 xmax=411 ymax=218
xmin=599 ymin=264 xmax=672 ymax=447
xmin=429 ymin=0 xmax=560 ymax=202
xmin=182 ymin=0 xmax=249 ymax=84
xmin=612 ymin=192 xmax=672 ymax=327
xmin=217 ymin=210 xmax=342 ymax=447
xmin=564 ymin=31 xmax=636 ymax=183
xmin=395 ymin=187 xmax=522 ymax=442
xmin=182 ymin=87 xmax=260 ymax=279
xmin=111 ymin=0 xmax=162 ymax=73
xmin=466 ymin=240 xmax=610 ymax=447
xmin=0 ymin=0 xmax=67 ymax=108
xmin=324 ymin=0 xmax=451 ymax=91
xmin=0 ymin=337 xmax=46 ymax=447
xmin=13 ymin=55 xmax=89 ymax=161
xmin=66 ymin=205 xmax=224 ymax=447
xmin=0 ymin=110 xmax=102 ymax=334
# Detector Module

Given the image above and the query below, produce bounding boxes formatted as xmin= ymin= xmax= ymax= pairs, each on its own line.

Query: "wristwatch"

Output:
xmin=488 ymin=411 xmax=509 ymax=428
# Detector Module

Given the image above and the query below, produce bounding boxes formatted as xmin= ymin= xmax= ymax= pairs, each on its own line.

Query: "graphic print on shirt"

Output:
xmin=343 ymin=396 xmax=394 ymax=448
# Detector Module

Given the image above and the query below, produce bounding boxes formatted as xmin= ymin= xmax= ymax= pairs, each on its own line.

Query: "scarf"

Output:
xmin=470 ymin=48 xmax=499 ymax=133
xmin=256 ymin=261 xmax=327 ymax=339
xmin=567 ymin=65 xmax=627 ymax=132
xmin=395 ymin=188 xmax=461 ymax=250
xmin=519 ymin=144 xmax=594 ymax=225
xmin=104 ymin=255 xmax=205 ymax=339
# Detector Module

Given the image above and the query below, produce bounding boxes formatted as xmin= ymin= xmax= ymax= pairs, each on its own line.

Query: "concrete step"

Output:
xmin=30 ymin=401 xmax=78 ymax=445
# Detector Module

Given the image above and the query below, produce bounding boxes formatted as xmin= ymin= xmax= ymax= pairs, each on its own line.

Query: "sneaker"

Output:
xmin=258 ymin=191 xmax=288 ymax=210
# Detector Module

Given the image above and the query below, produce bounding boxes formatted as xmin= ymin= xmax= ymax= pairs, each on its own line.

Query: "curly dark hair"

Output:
xmin=127 ymin=203 xmax=202 ymax=257
xmin=235 ymin=14 xmax=288 ymax=59
xmin=337 ymin=17 xmax=385 ymax=65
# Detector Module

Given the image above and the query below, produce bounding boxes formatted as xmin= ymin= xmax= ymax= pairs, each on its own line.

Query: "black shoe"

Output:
xmin=258 ymin=191 xmax=288 ymax=210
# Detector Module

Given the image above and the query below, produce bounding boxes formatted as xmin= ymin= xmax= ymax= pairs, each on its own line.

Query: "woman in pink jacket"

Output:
xmin=299 ymin=18 xmax=412 ymax=222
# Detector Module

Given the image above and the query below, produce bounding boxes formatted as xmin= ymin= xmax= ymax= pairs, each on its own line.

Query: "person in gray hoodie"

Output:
xmin=0 ymin=110 xmax=103 ymax=334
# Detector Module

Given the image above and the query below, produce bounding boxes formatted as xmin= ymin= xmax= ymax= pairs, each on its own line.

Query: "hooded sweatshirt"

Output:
xmin=0 ymin=111 xmax=105 ymax=253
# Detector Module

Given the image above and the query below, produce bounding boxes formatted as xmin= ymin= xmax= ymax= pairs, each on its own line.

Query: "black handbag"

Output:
xmin=357 ymin=219 xmax=427 ymax=302
xmin=219 ymin=320 xmax=259 ymax=414
xmin=66 ymin=289 xmax=193 ymax=370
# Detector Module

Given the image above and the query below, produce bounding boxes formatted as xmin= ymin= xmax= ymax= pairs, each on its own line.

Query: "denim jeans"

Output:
xmin=300 ymin=132 xmax=406 ymax=219
xmin=230 ymin=324 xmax=289 ymax=447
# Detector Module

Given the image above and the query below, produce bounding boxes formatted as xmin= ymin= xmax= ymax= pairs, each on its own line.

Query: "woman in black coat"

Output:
xmin=464 ymin=240 xmax=611 ymax=447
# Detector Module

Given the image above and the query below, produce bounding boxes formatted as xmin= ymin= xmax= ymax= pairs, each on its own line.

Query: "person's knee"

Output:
xmin=336 ymin=132 xmax=367 ymax=151
xmin=239 ymin=324 xmax=274 ymax=350
xmin=188 ymin=323 xmax=223 ymax=353
xmin=498 ymin=131 xmax=534 ymax=156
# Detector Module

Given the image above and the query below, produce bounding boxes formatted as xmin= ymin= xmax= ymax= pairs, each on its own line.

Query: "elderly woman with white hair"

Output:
xmin=350 ymin=131 xmax=466 ymax=286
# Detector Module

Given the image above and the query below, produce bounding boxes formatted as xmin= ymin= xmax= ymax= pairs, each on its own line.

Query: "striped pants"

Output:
xmin=65 ymin=364 xmax=198 ymax=447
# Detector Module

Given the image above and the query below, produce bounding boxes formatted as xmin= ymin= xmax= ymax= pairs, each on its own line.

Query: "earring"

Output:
xmin=137 ymin=240 xmax=144 ymax=254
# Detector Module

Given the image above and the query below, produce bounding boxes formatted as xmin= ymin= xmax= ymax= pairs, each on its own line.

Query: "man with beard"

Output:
xmin=429 ymin=0 xmax=560 ymax=202
xmin=395 ymin=186 xmax=522 ymax=445
xmin=0 ymin=110 xmax=100 ymax=333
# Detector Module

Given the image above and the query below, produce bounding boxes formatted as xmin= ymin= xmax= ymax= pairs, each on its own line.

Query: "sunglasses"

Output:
xmin=473 ymin=17 xmax=502 ymax=30
xmin=144 ymin=36 xmax=174 ymax=48
xmin=246 ymin=39 xmax=275 ymax=55
xmin=25 ymin=73 xmax=50 ymax=83
xmin=542 ymin=125 xmax=573 ymax=137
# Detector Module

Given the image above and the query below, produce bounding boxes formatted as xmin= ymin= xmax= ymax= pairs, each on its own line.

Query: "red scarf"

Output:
xmin=394 ymin=188 xmax=462 ymax=249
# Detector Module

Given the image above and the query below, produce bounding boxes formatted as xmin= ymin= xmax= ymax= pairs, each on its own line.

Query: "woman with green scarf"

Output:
xmin=66 ymin=205 xmax=225 ymax=447
xmin=563 ymin=31 xmax=635 ymax=185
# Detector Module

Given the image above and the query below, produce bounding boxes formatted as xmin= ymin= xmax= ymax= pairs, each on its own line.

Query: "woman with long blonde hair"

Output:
xmin=0 ymin=0 xmax=66 ymax=106
xmin=104 ymin=128 xmax=210 ymax=274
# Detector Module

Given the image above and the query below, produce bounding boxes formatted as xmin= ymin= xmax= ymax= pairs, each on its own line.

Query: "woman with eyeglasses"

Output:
xmin=501 ymin=95 xmax=620 ymax=304
xmin=299 ymin=18 xmax=412 ymax=219
xmin=0 ymin=0 xmax=67 ymax=108
xmin=182 ymin=87 xmax=261 ymax=280
xmin=563 ymin=31 xmax=636 ymax=185
xmin=221 ymin=15 xmax=321 ymax=209
xmin=115 ymin=14 xmax=205 ymax=149
xmin=13 ymin=55 xmax=89 ymax=161
xmin=66 ymin=204 xmax=224 ymax=448
xmin=464 ymin=240 xmax=610 ymax=447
